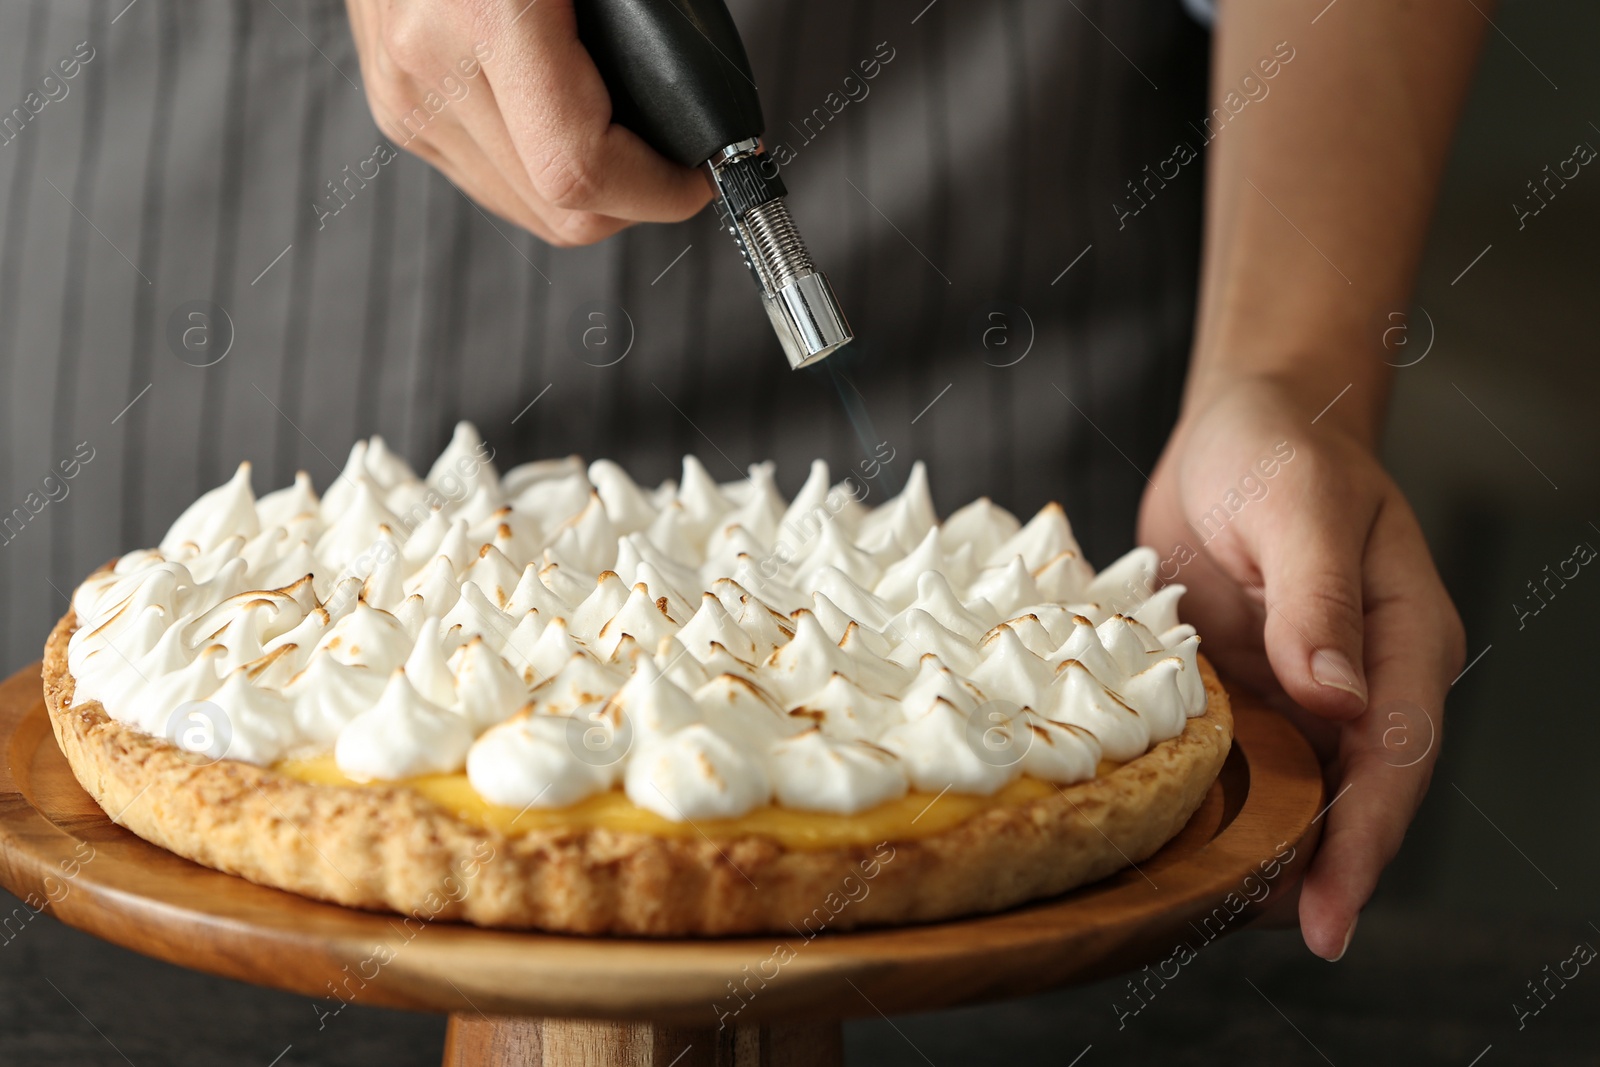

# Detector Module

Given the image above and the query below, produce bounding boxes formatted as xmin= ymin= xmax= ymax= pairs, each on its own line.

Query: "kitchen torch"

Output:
xmin=575 ymin=0 xmax=852 ymax=369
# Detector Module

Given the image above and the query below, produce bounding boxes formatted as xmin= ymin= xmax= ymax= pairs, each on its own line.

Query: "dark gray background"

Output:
xmin=4 ymin=0 xmax=1599 ymax=1063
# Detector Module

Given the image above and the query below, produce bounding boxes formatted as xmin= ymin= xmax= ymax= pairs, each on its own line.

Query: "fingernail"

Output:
xmin=1311 ymin=649 xmax=1367 ymax=705
xmin=1330 ymin=915 xmax=1359 ymax=962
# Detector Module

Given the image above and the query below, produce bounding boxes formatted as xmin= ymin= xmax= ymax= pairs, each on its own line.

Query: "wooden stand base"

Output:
xmin=442 ymin=1014 xmax=842 ymax=1067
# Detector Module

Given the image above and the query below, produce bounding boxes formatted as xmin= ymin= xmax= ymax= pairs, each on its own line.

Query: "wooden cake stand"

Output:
xmin=0 ymin=662 xmax=1323 ymax=1066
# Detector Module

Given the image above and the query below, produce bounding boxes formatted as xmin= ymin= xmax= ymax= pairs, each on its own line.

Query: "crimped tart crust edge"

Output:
xmin=43 ymin=610 xmax=1232 ymax=936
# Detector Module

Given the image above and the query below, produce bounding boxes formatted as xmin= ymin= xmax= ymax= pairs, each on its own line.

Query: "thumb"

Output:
xmin=1254 ymin=489 xmax=1374 ymax=721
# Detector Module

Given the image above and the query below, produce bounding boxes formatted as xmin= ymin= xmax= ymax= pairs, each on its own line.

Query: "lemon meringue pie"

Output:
xmin=44 ymin=424 xmax=1231 ymax=934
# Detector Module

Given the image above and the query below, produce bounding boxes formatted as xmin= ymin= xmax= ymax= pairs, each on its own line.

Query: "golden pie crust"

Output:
xmin=43 ymin=610 xmax=1232 ymax=936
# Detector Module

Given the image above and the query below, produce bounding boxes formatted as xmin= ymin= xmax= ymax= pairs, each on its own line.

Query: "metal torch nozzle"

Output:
xmin=706 ymin=139 xmax=852 ymax=369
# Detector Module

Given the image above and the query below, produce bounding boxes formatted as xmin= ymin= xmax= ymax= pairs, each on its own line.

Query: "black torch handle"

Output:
xmin=575 ymin=0 xmax=766 ymax=169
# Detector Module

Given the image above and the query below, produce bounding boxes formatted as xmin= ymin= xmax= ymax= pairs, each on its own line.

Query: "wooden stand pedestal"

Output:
xmin=441 ymin=1015 xmax=841 ymax=1066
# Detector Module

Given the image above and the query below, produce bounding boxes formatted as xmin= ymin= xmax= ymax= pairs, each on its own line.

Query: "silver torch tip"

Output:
xmin=764 ymin=268 xmax=852 ymax=369
xmin=707 ymin=140 xmax=853 ymax=370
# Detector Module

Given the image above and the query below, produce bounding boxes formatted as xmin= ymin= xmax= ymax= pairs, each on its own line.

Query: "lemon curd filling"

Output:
xmin=274 ymin=756 xmax=1125 ymax=849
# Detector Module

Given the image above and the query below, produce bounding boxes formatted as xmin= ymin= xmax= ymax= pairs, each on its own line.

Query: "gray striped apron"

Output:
xmin=0 ymin=0 xmax=1208 ymax=672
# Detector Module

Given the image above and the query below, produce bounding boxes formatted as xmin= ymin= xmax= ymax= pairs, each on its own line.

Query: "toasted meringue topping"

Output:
xmin=70 ymin=425 xmax=1206 ymax=820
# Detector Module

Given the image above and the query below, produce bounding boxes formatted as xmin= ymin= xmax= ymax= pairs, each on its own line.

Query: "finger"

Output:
xmin=399 ymin=102 xmax=630 ymax=246
xmin=344 ymin=0 xmax=378 ymax=68
xmin=1297 ymin=491 xmax=1463 ymax=960
xmin=1253 ymin=446 xmax=1376 ymax=720
xmin=376 ymin=97 xmax=545 ymax=233
xmin=420 ymin=130 xmax=572 ymax=242
xmin=1139 ymin=461 xmax=1282 ymax=700
xmin=352 ymin=32 xmax=632 ymax=244
xmin=345 ymin=8 xmax=500 ymax=210
xmin=348 ymin=1 xmax=635 ymax=245
xmin=1176 ymin=540 xmax=1281 ymax=698
xmin=430 ymin=61 xmax=635 ymax=245
xmin=480 ymin=0 xmax=713 ymax=222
